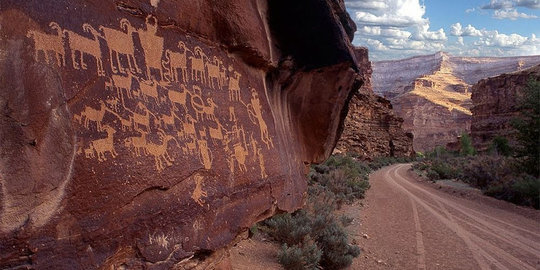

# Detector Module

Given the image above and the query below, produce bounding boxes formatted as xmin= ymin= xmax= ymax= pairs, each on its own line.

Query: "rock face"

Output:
xmin=0 ymin=1 xmax=360 ymax=268
xmin=336 ymin=47 xmax=414 ymax=159
xmin=372 ymin=52 xmax=540 ymax=152
xmin=471 ymin=65 xmax=540 ymax=152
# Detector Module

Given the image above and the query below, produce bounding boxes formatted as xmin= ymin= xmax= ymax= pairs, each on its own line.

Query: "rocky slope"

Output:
xmin=471 ymin=64 xmax=540 ymax=152
xmin=0 ymin=0 xmax=360 ymax=268
xmin=336 ymin=47 xmax=414 ymax=159
xmin=372 ymin=52 xmax=540 ymax=152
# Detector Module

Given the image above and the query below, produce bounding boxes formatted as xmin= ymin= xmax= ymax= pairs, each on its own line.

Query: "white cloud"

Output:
xmin=450 ymin=23 xmax=484 ymax=37
xmin=493 ymin=8 xmax=538 ymax=19
xmin=481 ymin=0 xmax=540 ymax=10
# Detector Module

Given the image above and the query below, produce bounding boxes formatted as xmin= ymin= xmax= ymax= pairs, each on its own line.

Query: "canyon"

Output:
xmin=471 ymin=64 xmax=540 ymax=152
xmin=372 ymin=52 xmax=540 ymax=152
xmin=336 ymin=47 xmax=414 ymax=159
xmin=0 ymin=0 xmax=360 ymax=268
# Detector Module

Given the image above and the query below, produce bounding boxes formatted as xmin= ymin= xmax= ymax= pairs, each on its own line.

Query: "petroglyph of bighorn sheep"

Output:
xmin=158 ymin=109 xmax=177 ymax=130
xmin=167 ymin=84 xmax=190 ymax=111
xmin=189 ymin=46 xmax=207 ymax=84
xmin=77 ymin=100 xmax=108 ymax=131
xmin=139 ymin=15 xmax=165 ymax=80
xmin=191 ymin=174 xmax=207 ymax=206
xmin=124 ymin=132 xmax=148 ymax=157
xmin=99 ymin=18 xmax=140 ymax=73
xmin=27 ymin=22 xmax=65 ymax=66
xmin=139 ymin=79 xmax=162 ymax=103
xmin=191 ymin=95 xmax=217 ymax=121
xmin=162 ymin=41 xmax=191 ymax=82
xmin=205 ymin=56 xmax=223 ymax=89
xmin=88 ymin=126 xmax=118 ymax=162
xmin=144 ymin=132 xmax=178 ymax=171
xmin=63 ymin=24 xmax=105 ymax=76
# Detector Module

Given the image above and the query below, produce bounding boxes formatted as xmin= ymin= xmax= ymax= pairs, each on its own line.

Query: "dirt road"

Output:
xmin=347 ymin=164 xmax=540 ymax=270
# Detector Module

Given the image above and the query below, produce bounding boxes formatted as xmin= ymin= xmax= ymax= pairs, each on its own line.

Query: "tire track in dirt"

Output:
xmin=389 ymin=164 xmax=539 ymax=270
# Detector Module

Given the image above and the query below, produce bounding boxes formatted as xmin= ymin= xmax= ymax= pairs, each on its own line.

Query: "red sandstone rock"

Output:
xmin=0 ymin=0 xmax=359 ymax=268
xmin=336 ymin=47 xmax=414 ymax=159
xmin=471 ymin=65 xmax=540 ymax=152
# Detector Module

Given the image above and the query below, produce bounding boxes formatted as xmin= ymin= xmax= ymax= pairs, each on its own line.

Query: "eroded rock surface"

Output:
xmin=0 ymin=1 xmax=359 ymax=268
xmin=372 ymin=52 xmax=540 ymax=152
xmin=336 ymin=47 xmax=414 ymax=159
xmin=471 ymin=65 xmax=540 ymax=152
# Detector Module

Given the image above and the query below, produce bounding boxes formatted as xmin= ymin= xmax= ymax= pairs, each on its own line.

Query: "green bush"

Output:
xmin=263 ymin=211 xmax=311 ymax=246
xmin=278 ymin=240 xmax=321 ymax=270
xmin=460 ymin=133 xmax=476 ymax=156
xmin=431 ymin=161 xmax=460 ymax=179
xmin=489 ymin=136 xmax=513 ymax=156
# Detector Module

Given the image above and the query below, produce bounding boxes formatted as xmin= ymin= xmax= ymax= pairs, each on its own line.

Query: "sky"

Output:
xmin=345 ymin=0 xmax=540 ymax=61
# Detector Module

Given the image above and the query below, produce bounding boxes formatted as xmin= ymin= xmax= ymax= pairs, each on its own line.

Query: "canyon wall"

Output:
xmin=372 ymin=52 xmax=540 ymax=152
xmin=471 ymin=65 xmax=540 ymax=152
xmin=336 ymin=47 xmax=414 ymax=159
xmin=0 ymin=0 xmax=360 ymax=268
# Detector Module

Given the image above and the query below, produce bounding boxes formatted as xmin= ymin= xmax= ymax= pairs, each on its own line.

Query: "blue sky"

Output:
xmin=345 ymin=0 xmax=540 ymax=60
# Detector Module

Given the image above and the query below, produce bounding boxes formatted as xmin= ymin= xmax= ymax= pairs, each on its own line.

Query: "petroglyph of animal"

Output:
xmin=110 ymin=74 xmax=135 ymax=102
xmin=208 ymin=121 xmax=225 ymax=143
xmin=158 ymin=111 xmax=177 ymax=130
xmin=183 ymin=137 xmax=197 ymax=155
xmin=228 ymin=69 xmax=241 ymax=101
xmin=106 ymin=96 xmax=121 ymax=112
xmin=167 ymin=84 xmax=190 ymax=111
xmin=63 ymin=24 xmax=105 ymax=76
xmin=144 ymin=134 xmax=178 ymax=172
xmin=189 ymin=46 xmax=207 ymax=84
xmin=84 ymin=147 xmax=96 ymax=158
xmin=233 ymin=143 xmax=248 ymax=172
xmin=27 ymin=22 xmax=65 ymax=66
xmin=78 ymin=100 xmax=107 ymax=131
xmin=192 ymin=95 xmax=217 ymax=121
xmin=162 ymin=41 xmax=191 ymax=82
xmin=180 ymin=114 xmax=197 ymax=140
xmin=99 ymin=18 xmax=140 ymax=73
xmin=131 ymin=103 xmax=153 ymax=132
xmin=139 ymin=16 xmax=165 ymax=80
xmin=124 ymin=132 xmax=148 ymax=157
xmin=247 ymin=89 xmax=273 ymax=148
xmin=205 ymin=56 xmax=223 ymax=89
xmin=139 ymin=79 xmax=161 ymax=103
xmin=191 ymin=174 xmax=207 ymax=207
xmin=89 ymin=126 xmax=118 ymax=162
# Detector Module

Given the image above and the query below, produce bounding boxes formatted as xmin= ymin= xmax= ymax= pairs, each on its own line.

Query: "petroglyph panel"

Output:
xmin=26 ymin=17 xmax=273 ymax=178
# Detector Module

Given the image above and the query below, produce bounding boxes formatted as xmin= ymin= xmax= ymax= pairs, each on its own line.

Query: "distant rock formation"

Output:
xmin=336 ymin=47 xmax=414 ymax=159
xmin=471 ymin=65 xmax=540 ymax=152
xmin=0 ymin=0 xmax=360 ymax=268
xmin=372 ymin=52 xmax=540 ymax=152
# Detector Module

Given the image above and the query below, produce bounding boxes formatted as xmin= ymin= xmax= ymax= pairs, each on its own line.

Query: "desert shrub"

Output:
xmin=460 ymin=156 xmax=514 ymax=188
xmin=278 ymin=239 xmax=321 ymax=270
xmin=426 ymin=168 xmax=440 ymax=180
xmin=315 ymin=221 xmax=361 ymax=270
xmin=489 ymin=136 xmax=513 ymax=156
xmin=485 ymin=174 xmax=540 ymax=209
xmin=263 ymin=211 xmax=311 ymax=246
xmin=431 ymin=161 xmax=460 ymax=179
xmin=340 ymin=215 xmax=354 ymax=227
xmin=512 ymin=78 xmax=540 ymax=176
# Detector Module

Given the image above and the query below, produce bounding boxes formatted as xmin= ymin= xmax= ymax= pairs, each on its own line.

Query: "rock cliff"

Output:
xmin=336 ymin=47 xmax=414 ymax=159
xmin=471 ymin=65 xmax=540 ymax=152
xmin=372 ymin=52 xmax=540 ymax=152
xmin=0 ymin=0 xmax=360 ymax=268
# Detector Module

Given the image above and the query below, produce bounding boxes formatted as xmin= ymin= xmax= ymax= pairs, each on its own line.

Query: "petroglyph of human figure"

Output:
xmin=191 ymin=174 xmax=207 ymax=207
xmin=229 ymin=123 xmax=248 ymax=173
xmin=27 ymin=22 xmax=65 ymax=66
xmin=124 ymin=132 xmax=148 ymax=157
xmin=76 ymin=100 xmax=108 ymax=131
xmin=63 ymin=24 xmax=105 ymax=76
xmin=190 ymin=46 xmax=207 ymax=84
xmin=197 ymin=139 xmax=213 ymax=169
xmin=144 ymin=131 xmax=178 ymax=171
xmin=205 ymin=56 xmax=223 ymax=89
xmin=87 ymin=125 xmax=118 ymax=162
xmin=228 ymin=68 xmax=241 ymax=101
xmin=250 ymin=134 xmax=267 ymax=178
xmin=99 ymin=18 xmax=140 ymax=73
xmin=191 ymin=95 xmax=217 ymax=121
xmin=138 ymin=15 xmax=165 ymax=80
xmin=167 ymin=84 xmax=191 ymax=111
xmin=247 ymin=88 xmax=273 ymax=148
xmin=162 ymin=41 xmax=191 ymax=82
